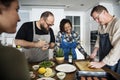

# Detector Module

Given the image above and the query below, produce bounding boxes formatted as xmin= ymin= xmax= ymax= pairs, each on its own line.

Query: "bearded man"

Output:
xmin=15 ymin=11 xmax=55 ymax=62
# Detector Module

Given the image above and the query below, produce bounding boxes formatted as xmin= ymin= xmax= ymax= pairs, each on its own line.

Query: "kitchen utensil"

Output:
xmin=75 ymin=71 xmax=118 ymax=80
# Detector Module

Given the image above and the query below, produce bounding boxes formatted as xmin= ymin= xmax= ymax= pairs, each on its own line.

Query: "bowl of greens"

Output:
xmin=39 ymin=61 xmax=55 ymax=68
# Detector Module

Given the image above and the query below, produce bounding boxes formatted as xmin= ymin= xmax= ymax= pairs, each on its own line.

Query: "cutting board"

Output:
xmin=75 ymin=61 xmax=104 ymax=72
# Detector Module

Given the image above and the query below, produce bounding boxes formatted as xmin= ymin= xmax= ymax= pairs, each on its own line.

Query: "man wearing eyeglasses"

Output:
xmin=89 ymin=5 xmax=120 ymax=74
xmin=15 ymin=11 xmax=55 ymax=62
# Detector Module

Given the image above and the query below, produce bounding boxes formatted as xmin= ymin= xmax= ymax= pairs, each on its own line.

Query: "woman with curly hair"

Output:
xmin=55 ymin=19 xmax=87 ymax=60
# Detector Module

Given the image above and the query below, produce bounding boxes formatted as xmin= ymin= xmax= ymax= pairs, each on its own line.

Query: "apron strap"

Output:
xmin=33 ymin=21 xmax=36 ymax=36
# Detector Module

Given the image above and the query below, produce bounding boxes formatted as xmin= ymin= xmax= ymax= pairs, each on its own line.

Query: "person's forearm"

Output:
xmin=77 ymin=44 xmax=86 ymax=53
xmin=14 ymin=39 xmax=36 ymax=48
xmin=93 ymin=47 xmax=99 ymax=53
xmin=49 ymin=42 xmax=55 ymax=49
xmin=90 ymin=47 xmax=99 ymax=59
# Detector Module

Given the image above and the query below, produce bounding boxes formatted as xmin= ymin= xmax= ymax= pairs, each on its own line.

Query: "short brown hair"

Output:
xmin=91 ymin=5 xmax=108 ymax=16
xmin=40 ymin=11 xmax=54 ymax=20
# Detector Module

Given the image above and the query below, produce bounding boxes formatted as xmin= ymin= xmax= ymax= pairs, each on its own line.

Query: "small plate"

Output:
xmin=55 ymin=64 xmax=76 ymax=73
xmin=37 ymin=77 xmax=55 ymax=80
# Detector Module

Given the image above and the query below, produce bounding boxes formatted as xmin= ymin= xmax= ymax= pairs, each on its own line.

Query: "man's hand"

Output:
xmin=89 ymin=61 xmax=105 ymax=68
xmin=90 ymin=52 xmax=97 ymax=59
xmin=90 ymin=47 xmax=99 ymax=59
xmin=41 ymin=44 xmax=49 ymax=51
xmin=34 ymin=40 xmax=48 ymax=48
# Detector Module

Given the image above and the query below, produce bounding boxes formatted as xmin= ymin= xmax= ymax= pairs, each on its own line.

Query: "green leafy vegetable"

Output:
xmin=39 ymin=61 xmax=55 ymax=68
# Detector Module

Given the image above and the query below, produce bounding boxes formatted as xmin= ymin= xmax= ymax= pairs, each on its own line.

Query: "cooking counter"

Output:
xmin=28 ymin=59 xmax=120 ymax=80
xmin=75 ymin=60 xmax=120 ymax=80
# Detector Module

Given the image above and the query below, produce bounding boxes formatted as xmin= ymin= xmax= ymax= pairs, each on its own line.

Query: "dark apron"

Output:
xmin=99 ymin=33 xmax=120 ymax=74
xmin=60 ymin=35 xmax=77 ymax=60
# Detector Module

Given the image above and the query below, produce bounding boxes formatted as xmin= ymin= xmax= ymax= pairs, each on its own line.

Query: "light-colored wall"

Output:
xmin=64 ymin=11 xmax=90 ymax=54
xmin=113 ymin=4 xmax=120 ymax=18
xmin=0 ymin=8 xmax=64 ymax=46
xmin=100 ymin=3 xmax=114 ymax=15
xmin=1 ymin=3 xmax=120 ymax=57
xmin=30 ymin=8 xmax=65 ymax=36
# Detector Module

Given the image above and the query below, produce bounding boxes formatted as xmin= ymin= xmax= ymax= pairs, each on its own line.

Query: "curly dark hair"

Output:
xmin=91 ymin=5 xmax=108 ymax=16
xmin=0 ymin=0 xmax=16 ymax=14
xmin=59 ymin=19 xmax=72 ymax=33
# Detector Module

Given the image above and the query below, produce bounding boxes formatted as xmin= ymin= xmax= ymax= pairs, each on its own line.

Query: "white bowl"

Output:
xmin=29 ymin=71 xmax=35 ymax=78
xmin=32 ymin=65 xmax=39 ymax=70
xmin=57 ymin=72 xmax=66 ymax=80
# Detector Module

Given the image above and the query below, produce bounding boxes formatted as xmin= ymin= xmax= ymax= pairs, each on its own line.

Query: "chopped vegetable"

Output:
xmin=39 ymin=61 xmax=54 ymax=68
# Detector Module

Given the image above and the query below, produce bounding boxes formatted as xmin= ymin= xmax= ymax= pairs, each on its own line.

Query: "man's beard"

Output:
xmin=40 ymin=24 xmax=49 ymax=34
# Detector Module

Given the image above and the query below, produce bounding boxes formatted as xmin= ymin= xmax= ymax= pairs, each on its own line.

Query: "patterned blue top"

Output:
xmin=55 ymin=31 xmax=87 ymax=58
xmin=56 ymin=31 xmax=80 ymax=43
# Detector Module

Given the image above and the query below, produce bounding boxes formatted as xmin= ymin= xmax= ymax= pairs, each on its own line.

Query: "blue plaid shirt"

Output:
xmin=56 ymin=31 xmax=80 ymax=43
xmin=55 ymin=31 xmax=87 ymax=58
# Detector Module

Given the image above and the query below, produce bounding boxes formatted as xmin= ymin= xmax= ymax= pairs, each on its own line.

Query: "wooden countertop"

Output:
xmin=28 ymin=59 xmax=120 ymax=80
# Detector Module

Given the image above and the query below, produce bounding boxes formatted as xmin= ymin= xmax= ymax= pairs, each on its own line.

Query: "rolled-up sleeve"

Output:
xmin=94 ymin=26 xmax=100 ymax=48
xmin=103 ymin=20 xmax=120 ymax=66
xmin=94 ymin=36 xmax=99 ymax=48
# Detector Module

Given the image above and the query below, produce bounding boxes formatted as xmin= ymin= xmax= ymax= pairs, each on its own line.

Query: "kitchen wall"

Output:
xmin=113 ymin=4 xmax=120 ymax=18
xmin=1 ymin=2 xmax=120 ymax=57
xmin=64 ymin=11 xmax=88 ymax=52
xmin=30 ymin=8 xmax=65 ymax=35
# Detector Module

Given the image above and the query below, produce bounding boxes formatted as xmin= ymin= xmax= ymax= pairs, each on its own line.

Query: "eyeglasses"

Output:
xmin=44 ymin=20 xmax=54 ymax=27
xmin=93 ymin=11 xmax=103 ymax=21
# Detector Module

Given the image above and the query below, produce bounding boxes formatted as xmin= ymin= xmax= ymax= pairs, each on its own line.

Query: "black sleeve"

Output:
xmin=15 ymin=22 xmax=33 ymax=42
xmin=49 ymin=28 xmax=55 ymax=43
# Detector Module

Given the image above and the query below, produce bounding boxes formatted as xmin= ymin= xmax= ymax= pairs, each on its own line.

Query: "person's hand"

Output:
xmin=88 ymin=61 xmax=105 ymax=68
xmin=90 ymin=47 xmax=98 ymax=59
xmin=34 ymin=40 xmax=47 ymax=48
xmin=90 ymin=52 xmax=96 ymax=59
xmin=41 ymin=44 xmax=49 ymax=51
